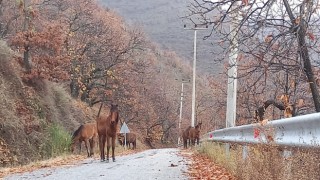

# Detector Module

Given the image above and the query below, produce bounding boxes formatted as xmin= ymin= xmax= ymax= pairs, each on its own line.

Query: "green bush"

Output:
xmin=41 ymin=123 xmax=72 ymax=158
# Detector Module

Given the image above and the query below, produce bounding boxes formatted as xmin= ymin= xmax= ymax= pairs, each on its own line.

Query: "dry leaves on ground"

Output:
xmin=180 ymin=149 xmax=237 ymax=180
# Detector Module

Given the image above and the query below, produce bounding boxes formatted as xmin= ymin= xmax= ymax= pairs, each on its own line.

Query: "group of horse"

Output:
xmin=117 ymin=132 xmax=137 ymax=149
xmin=181 ymin=122 xmax=202 ymax=149
xmin=70 ymin=104 xmax=136 ymax=162
xmin=70 ymin=103 xmax=201 ymax=162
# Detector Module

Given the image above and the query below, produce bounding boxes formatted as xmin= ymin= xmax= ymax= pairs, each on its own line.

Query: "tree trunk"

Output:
xmin=282 ymin=0 xmax=320 ymax=112
xmin=23 ymin=44 xmax=32 ymax=73
xmin=297 ymin=21 xmax=320 ymax=112
xmin=23 ymin=1 xmax=32 ymax=73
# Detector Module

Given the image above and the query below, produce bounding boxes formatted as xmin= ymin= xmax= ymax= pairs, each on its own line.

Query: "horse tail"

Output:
xmin=72 ymin=124 xmax=84 ymax=141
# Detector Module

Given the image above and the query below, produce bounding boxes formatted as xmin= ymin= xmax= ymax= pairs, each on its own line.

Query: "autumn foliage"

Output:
xmin=0 ymin=0 xmax=223 ymax=165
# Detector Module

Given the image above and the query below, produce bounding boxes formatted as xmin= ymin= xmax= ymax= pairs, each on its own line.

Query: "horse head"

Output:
xmin=197 ymin=122 xmax=202 ymax=130
xmin=110 ymin=104 xmax=119 ymax=125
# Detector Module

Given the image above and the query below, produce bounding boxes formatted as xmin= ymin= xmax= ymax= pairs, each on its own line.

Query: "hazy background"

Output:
xmin=98 ymin=0 xmax=223 ymax=75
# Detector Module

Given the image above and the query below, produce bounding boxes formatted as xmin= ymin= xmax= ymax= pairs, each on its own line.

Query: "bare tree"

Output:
xmin=186 ymin=0 xmax=320 ymax=112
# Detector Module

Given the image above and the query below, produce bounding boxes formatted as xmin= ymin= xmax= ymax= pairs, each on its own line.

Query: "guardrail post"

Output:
xmin=283 ymin=149 xmax=292 ymax=179
xmin=242 ymin=145 xmax=248 ymax=160
xmin=225 ymin=143 xmax=230 ymax=157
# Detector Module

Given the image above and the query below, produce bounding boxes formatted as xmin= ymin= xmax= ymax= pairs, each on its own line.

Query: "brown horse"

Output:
xmin=182 ymin=126 xmax=191 ymax=149
xmin=71 ymin=122 xmax=97 ymax=157
xmin=189 ymin=122 xmax=202 ymax=146
xmin=182 ymin=122 xmax=202 ymax=148
xmin=118 ymin=132 xmax=137 ymax=150
xmin=97 ymin=104 xmax=119 ymax=162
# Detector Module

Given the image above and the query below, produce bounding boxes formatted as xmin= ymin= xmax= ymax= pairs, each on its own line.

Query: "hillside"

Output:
xmin=0 ymin=41 xmax=98 ymax=165
xmin=99 ymin=0 xmax=223 ymax=75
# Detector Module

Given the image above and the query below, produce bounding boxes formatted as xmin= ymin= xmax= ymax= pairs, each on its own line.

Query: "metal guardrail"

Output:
xmin=203 ymin=113 xmax=320 ymax=147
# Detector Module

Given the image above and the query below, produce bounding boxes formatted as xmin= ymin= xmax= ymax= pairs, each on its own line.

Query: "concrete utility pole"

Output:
xmin=184 ymin=24 xmax=207 ymax=127
xmin=225 ymin=7 xmax=240 ymax=128
xmin=176 ymin=79 xmax=190 ymax=145
xmin=225 ymin=36 xmax=238 ymax=128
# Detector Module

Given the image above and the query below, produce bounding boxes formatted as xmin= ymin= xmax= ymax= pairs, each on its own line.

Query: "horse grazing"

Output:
xmin=97 ymin=104 xmax=119 ymax=162
xmin=71 ymin=122 xmax=97 ymax=157
xmin=118 ymin=132 xmax=137 ymax=150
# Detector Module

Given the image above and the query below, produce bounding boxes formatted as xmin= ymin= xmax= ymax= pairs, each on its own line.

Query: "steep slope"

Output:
xmin=0 ymin=41 xmax=96 ymax=166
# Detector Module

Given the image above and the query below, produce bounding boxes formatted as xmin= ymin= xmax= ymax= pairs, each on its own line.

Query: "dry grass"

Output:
xmin=197 ymin=142 xmax=320 ymax=180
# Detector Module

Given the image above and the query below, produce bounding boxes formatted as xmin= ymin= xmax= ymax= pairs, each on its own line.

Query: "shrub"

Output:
xmin=41 ymin=123 xmax=72 ymax=158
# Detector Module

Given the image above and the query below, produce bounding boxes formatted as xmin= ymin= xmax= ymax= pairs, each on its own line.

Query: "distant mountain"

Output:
xmin=98 ymin=0 xmax=223 ymax=75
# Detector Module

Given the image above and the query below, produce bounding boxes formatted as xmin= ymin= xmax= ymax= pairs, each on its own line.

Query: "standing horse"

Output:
xmin=97 ymin=104 xmax=119 ymax=162
xmin=182 ymin=122 xmax=202 ymax=148
xmin=118 ymin=132 xmax=137 ymax=150
xmin=182 ymin=126 xmax=191 ymax=149
xmin=189 ymin=122 xmax=202 ymax=146
xmin=71 ymin=122 xmax=97 ymax=157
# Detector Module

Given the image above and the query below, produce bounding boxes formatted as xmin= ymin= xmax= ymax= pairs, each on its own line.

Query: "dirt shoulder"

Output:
xmin=180 ymin=149 xmax=237 ymax=179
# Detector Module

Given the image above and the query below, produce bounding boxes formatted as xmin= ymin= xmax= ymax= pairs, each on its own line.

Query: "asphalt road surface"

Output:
xmin=4 ymin=148 xmax=189 ymax=180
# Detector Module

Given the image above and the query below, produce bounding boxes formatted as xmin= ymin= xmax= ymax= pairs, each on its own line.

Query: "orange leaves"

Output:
xmin=279 ymin=94 xmax=289 ymax=105
xmin=296 ymin=99 xmax=304 ymax=108
xmin=264 ymin=34 xmax=273 ymax=43
xmin=242 ymin=0 xmax=249 ymax=6
xmin=294 ymin=17 xmax=301 ymax=25
xmin=284 ymin=105 xmax=293 ymax=118
xmin=307 ymin=32 xmax=315 ymax=41
xmin=182 ymin=150 xmax=236 ymax=179
xmin=11 ymin=24 xmax=68 ymax=81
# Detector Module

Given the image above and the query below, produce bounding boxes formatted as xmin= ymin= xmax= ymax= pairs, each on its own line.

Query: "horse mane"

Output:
xmin=72 ymin=124 xmax=83 ymax=141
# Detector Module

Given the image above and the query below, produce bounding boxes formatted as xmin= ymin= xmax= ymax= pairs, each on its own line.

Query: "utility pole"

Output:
xmin=225 ymin=36 xmax=238 ymax=128
xmin=225 ymin=3 xmax=240 ymax=158
xmin=184 ymin=24 xmax=208 ymax=127
xmin=226 ymin=6 xmax=240 ymax=128
xmin=176 ymin=78 xmax=190 ymax=145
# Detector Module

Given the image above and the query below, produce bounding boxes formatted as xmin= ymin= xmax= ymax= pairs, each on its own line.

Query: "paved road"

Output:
xmin=4 ymin=148 xmax=189 ymax=180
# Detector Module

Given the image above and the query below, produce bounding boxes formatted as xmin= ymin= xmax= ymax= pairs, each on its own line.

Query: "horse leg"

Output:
xmin=84 ymin=139 xmax=90 ymax=157
xmin=89 ymin=138 xmax=94 ymax=157
xmin=106 ymin=137 xmax=110 ymax=162
xmin=79 ymin=140 xmax=82 ymax=154
xmin=99 ymin=135 xmax=105 ymax=161
xmin=102 ymin=135 xmax=106 ymax=161
xmin=112 ymin=137 xmax=116 ymax=162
